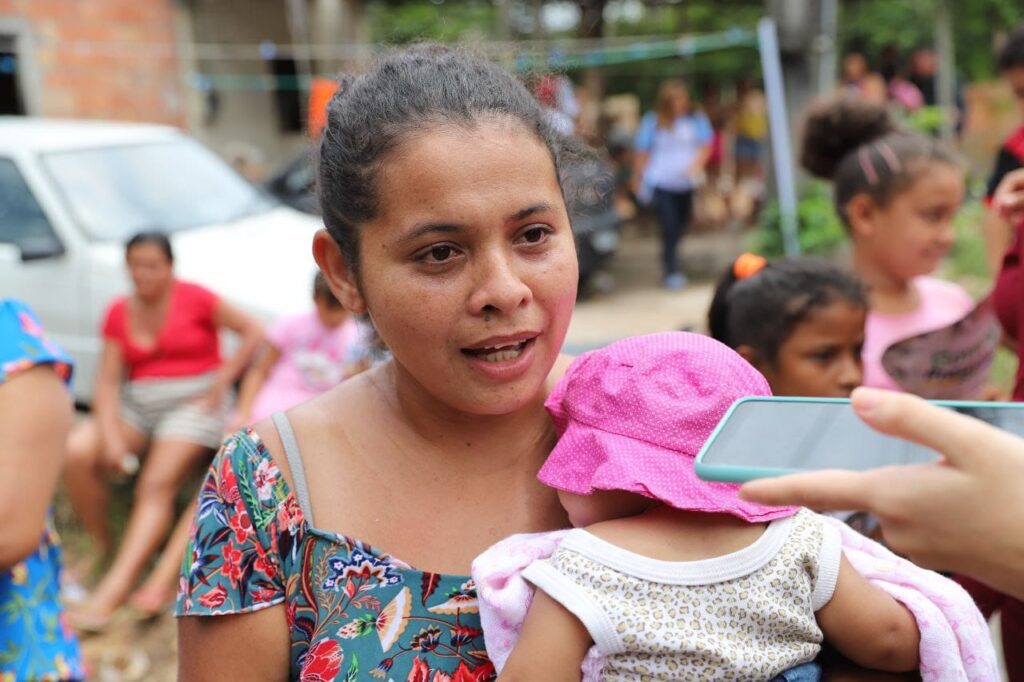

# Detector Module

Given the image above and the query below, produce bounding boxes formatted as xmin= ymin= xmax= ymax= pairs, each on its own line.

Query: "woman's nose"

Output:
xmin=467 ymin=250 xmax=532 ymax=317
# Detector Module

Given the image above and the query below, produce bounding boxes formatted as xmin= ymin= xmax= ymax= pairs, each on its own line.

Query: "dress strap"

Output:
xmin=271 ymin=411 xmax=315 ymax=526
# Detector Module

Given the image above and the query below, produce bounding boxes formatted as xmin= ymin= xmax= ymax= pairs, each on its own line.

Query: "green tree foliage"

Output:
xmin=750 ymin=182 xmax=847 ymax=258
xmin=839 ymin=0 xmax=1023 ymax=81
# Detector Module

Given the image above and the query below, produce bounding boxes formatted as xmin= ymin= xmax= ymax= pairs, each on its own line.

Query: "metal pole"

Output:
xmin=816 ymin=0 xmax=838 ymax=96
xmin=935 ymin=0 xmax=956 ymax=141
xmin=758 ymin=17 xmax=801 ymax=257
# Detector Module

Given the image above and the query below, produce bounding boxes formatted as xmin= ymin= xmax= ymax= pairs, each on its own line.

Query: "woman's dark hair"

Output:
xmin=125 ymin=231 xmax=173 ymax=263
xmin=708 ymin=257 xmax=867 ymax=365
xmin=318 ymin=44 xmax=588 ymax=281
xmin=312 ymin=271 xmax=342 ymax=309
xmin=999 ymin=26 xmax=1024 ymax=72
xmin=799 ymin=97 xmax=959 ymax=228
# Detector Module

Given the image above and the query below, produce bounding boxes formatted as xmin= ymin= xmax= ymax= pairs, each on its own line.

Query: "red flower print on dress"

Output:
xmin=221 ymin=542 xmax=244 ymax=586
xmin=217 ymin=457 xmax=241 ymax=504
xmin=198 ymin=584 xmax=228 ymax=609
xmin=229 ymin=501 xmax=254 ymax=544
xmin=250 ymin=587 xmax=280 ymax=603
xmin=277 ymin=495 xmax=303 ymax=534
xmin=428 ymin=661 xmax=494 ymax=682
xmin=406 ymin=657 xmax=431 ymax=682
xmin=253 ymin=546 xmax=277 ymax=580
xmin=299 ymin=640 xmax=343 ymax=682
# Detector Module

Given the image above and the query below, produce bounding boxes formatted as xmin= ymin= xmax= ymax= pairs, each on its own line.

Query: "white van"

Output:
xmin=0 ymin=118 xmax=322 ymax=404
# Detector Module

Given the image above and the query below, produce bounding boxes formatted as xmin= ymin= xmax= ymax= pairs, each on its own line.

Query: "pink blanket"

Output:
xmin=471 ymin=517 xmax=998 ymax=681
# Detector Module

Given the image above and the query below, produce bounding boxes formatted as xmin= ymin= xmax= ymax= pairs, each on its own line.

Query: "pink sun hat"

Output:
xmin=539 ymin=332 xmax=798 ymax=522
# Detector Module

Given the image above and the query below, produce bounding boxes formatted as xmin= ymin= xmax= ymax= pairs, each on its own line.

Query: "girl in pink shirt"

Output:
xmin=800 ymin=98 xmax=975 ymax=394
xmin=229 ymin=273 xmax=366 ymax=430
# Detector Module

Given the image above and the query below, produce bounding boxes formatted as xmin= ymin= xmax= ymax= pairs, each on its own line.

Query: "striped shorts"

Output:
xmin=121 ymin=372 xmax=231 ymax=450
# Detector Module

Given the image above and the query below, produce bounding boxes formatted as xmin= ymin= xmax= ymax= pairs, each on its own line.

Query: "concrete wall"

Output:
xmin=0 ymin=0 xmax=184 ymax=125
xmin=184 ymin=0 xmax=309 ymax=170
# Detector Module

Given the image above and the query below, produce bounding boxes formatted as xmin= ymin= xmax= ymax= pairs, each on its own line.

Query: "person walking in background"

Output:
xmin=64 ymin=231 xmax=261 ymax=627
xmin=633 ymin=79 xmax=713 ymax=290
xmin=227 ymin=272 xmax=367 ymax=432
xmin=0 ymin=300 xmax=84 ymax=680
xmin=733 ymin=77 xmax=767 ymax=183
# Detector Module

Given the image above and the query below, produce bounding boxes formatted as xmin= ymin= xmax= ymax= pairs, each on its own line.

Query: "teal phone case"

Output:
xmin=694 ymin=395 xmax=1019 ymax=483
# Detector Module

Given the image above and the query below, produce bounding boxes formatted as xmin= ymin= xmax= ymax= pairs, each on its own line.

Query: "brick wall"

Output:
xmin=0 ymin=0 xmax=185 ymax=125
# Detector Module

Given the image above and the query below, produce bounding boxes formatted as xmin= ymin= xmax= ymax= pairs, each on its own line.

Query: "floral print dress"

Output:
xmin=178 ymin=429 xmax=496 ymax=681
xmin=0 ymin=300 xmax=83 ymax=681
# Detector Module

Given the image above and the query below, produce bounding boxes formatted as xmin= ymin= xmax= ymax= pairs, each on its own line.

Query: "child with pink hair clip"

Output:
xmin=475 ymin=333 xmax=995 ymax=681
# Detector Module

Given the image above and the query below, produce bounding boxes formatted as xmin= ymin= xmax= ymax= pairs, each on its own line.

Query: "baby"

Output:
xmin=496 ymin=333 xmax=920 ymax=681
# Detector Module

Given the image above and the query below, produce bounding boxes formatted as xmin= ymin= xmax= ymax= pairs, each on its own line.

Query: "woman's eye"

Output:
xmin=519 ymin=226 xmax=551 ymax=245
xmin=419 ymin=244 xmax=458 ymax=263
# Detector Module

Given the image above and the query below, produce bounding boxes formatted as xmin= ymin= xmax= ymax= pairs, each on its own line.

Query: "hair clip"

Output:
xmin=733 ymin=252 xmax=767 ymax=280
xmin=859 ymin=146 xmax=880 ymax=185
xmin=874 ymin=141 xmax=902 ymax=174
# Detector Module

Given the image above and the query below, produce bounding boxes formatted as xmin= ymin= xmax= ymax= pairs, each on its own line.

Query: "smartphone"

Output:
xmin=695 ymin=396 xmax=1024 ymax=483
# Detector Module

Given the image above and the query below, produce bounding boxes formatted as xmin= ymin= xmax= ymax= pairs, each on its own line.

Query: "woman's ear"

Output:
xmin=845 ymin=193 xmax=878 ymax=239
xmin=313 ymin=230 xmax=366 ymax=314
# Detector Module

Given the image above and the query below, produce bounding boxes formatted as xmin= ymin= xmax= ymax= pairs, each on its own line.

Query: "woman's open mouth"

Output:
xmin=460 ymin=334 xmax=541 ymax=380
xmin=462 ymin=338 xmax=535 ymax=363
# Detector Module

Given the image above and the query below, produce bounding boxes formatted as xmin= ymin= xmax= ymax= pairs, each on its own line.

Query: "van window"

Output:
xmin=0 ymin=158 xmax=58 ymax=248
xmin=42 ymin=139 xmax=276 ymax=241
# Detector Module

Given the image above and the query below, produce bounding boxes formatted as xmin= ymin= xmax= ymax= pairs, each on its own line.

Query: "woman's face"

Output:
xmin=334 ymin=119 xmax=578 ymax=416
xmin=670 ymin=89 xmax=690 ymax=117
xmin=854 ymin=162 xmax=963 ymax=281
xmin=126 ymin=242 xmax=174 ymax=300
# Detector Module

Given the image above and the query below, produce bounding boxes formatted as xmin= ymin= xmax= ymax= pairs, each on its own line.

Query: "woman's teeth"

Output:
xmin=469 ymin=341 xmax=527 ymax=362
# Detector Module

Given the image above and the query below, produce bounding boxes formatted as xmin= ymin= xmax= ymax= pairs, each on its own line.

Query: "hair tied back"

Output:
xmin=733 ymin=252 xmax=767 ymax=280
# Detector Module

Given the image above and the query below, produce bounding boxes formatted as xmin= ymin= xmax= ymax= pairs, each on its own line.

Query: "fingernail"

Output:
xmin=851 ymin=387 xmax=882 ymax=416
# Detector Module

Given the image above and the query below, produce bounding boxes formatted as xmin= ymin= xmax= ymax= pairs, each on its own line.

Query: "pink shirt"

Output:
xmin=863 ymin=277 xmax=975 ymax=392
xmin=249 ymin=311 xmax=363 ymax=422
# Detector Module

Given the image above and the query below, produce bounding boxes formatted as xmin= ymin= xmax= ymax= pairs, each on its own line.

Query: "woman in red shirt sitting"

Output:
xmin=64 ymin=232 xmax=262 ymax=625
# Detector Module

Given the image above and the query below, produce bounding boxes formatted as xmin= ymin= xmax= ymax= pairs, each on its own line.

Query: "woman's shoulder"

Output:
xmin=251 ymin=369 xmax=381 ymax=492
xmin=175 ymin=279 xmax=220 ymax=306
xmin=213 ymin=427 xmax=294 ymax=514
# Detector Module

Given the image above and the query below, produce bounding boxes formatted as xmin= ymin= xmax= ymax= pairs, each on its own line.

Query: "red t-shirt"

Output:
xmin=102 ymin=280 xmax=222 ymax=381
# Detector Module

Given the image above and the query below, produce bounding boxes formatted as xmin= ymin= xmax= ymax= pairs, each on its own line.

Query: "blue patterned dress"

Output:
xmin=0 ymin=300 xmax=83 ymax=681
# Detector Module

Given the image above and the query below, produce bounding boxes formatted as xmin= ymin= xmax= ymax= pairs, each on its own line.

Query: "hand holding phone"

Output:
xmin=737 ymin=387 xmax=1024 ymax=598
